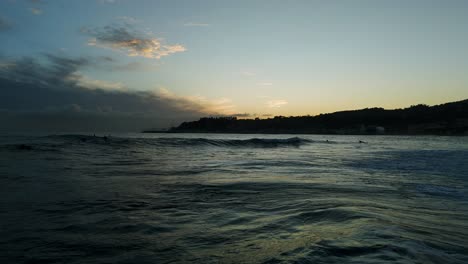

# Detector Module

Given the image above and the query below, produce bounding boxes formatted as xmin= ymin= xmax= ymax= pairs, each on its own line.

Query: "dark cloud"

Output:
xmin=82 ymin=24 xmax=186 ymax=59
xmin=0 ymin=54 xmax=213 ymax=132
xmin=91 ymin=56 xmax=159 ymax=72
xmin=36 ymin=54 xmax=150 ymax=73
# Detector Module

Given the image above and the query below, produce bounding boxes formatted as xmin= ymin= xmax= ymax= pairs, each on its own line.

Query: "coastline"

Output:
xmin=141 ymin=130 xmax=468 ymax=136
xmin=144 ymin=99 xmax=468 ymax=136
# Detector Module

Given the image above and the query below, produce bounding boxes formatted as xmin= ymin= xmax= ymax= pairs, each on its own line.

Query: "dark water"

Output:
xmin=1 ymin=134 xmax=467 ymax=264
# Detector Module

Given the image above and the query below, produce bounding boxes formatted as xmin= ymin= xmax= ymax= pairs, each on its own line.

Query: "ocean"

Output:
xmin=1 ymin=133 xmax=467 ymax=263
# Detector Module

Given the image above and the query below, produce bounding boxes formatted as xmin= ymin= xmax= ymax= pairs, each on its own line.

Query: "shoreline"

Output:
xmin=141 ymin=130 xmax=468 ymax=136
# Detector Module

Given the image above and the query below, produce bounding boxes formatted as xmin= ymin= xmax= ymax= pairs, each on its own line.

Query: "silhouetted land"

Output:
xmin=144 ymin=99 xmax=468 ymax=135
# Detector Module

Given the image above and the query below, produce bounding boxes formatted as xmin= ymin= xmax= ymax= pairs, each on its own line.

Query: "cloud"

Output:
xmin=0 ymin=17 xmax=12 ymax=31
xmin=109 ymin=61 xmax=159 ymax=71
xmin=157 ymin=88 xmax=235 ymax=115
xmin=184 ymin=22 xmax=210 ymax=27
xmin=116 ymin=16 xmax=141 ymax=25
xmin=30 ymin=8 xmax=42 ymax=15
xmin=0 ymin=54 xmax=224 ymax=132
xmin=267 ymin=99 xmax=288 ymax=108
xmin=70 ymin=75 xmax=126 ymax=91
xmin=83 ymin=24 xmax=186 ymax=59
xmin=257 ymin=82 xmax=273 ymax=86
xmin=77 ymin=55 xmax=160 ymax=72
xmin=0 ymin=62 xmax=16 ymax=69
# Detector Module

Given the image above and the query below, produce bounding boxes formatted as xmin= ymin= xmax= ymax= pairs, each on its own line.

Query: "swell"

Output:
xmin=41 ymin=135 xmax=314 ymax=148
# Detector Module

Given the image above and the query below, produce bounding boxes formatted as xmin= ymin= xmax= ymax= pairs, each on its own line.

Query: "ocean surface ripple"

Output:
xmin=1 ymin=133 xmax=467 ymax=264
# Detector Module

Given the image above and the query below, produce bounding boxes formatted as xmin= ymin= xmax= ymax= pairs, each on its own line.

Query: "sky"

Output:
xmin=1 ymin=0 xmax=468 ymax=132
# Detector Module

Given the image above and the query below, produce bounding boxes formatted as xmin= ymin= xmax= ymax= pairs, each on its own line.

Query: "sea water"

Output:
xmin=1 ymin=134 xmax=467 ymax=263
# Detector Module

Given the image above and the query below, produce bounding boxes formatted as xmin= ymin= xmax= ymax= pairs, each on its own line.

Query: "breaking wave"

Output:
xmin=41 ymin=135 xmax=314 ymax=148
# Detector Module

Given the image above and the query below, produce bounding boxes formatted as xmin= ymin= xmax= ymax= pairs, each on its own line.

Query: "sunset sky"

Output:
xmin=1 ymin=0 xmax=468 ymax=131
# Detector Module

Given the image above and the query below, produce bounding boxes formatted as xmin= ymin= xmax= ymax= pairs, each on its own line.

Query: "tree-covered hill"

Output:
xmin=147 ymin=99 xmax=468 ymax=135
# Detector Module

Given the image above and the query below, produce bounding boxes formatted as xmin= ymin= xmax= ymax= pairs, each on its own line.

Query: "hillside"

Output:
xmin=148 ymin=99 xmax=468 ymax=135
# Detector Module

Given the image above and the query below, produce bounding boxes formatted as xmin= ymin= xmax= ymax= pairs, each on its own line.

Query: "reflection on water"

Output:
xmin=1 ymin=134 xmax=467 ymax=263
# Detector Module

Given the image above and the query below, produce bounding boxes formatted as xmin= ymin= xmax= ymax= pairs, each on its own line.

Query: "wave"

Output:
xmin=159 ymin=137 xmax=313 ymax=148
xmin=42 ymin=135 xmax=314 ymax=148
xmin=1 ymin=143 xmax=62 ymax=152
